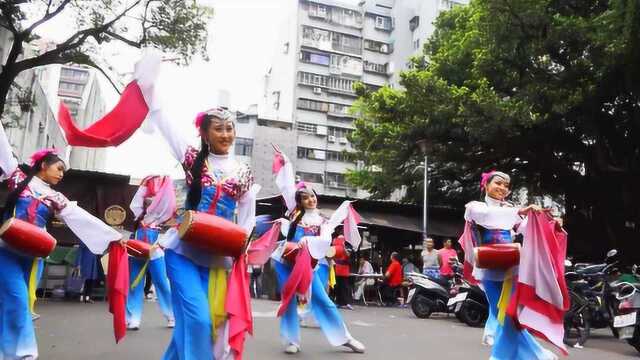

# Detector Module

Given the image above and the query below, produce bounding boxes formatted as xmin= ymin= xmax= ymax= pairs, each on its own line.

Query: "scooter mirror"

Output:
xmin=564 ymin=259 xmax=572 ymax=267
xmin=607 ymin=249 xmax=618 ymax=258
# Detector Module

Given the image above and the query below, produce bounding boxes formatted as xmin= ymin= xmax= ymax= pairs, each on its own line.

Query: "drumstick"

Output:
xmin=126 ymin=245 xmax=143 ymax=255
xmin=243 ymin=228 xmax=256 ymax=256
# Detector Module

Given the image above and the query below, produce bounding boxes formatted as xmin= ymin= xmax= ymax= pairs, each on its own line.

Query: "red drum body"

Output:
xmin=474 ymin=243 xmax=520 ymax=270
xmin=282 ymin=242 xmax=317 ymax=268
xmin=127 ymin=239 xmax=151 ymax=258
xmin=0 ymin=218 xmax=57 ymax=257
xmin=178 ymin=211 xmax=248 ymax=258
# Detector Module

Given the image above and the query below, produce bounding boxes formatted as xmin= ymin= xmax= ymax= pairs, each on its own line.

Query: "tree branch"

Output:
xmin=23 ymin=0 xmax=72 ymax=36
xmin=13 ymin=0 xmax=143 ymax=72
xmin=105 ymin=30 xmax=141 ymax=48
xmin=76 ymin=58 xmax=122 ymax=95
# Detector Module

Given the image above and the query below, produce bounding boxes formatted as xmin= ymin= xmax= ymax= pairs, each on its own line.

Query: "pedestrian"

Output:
xmin=332 ymin=235 xmax=353 ymax=310
xmin=438 ymin=239 xmax=458 ymax=280
xmin=146 ymin=105 xmax=260 ymax=359
xmin=74 ymin=241 xmax=100 ymax=303
xmin=421 ymin=237 xmax=440 ymax=278
xmin=380 ymin=252 xmax=403 ymax=306
xmin=250 ymin=264 xmax=263 ymax=299
xmin=354 ymin=255 xmax=374 ymax=301
xmin=126 ymin=175 xmax=176 ymax=330
xmin=462 ymin=170 xmax=559 ymax=359
xmin=0 ymin=125 xmax=125 ymax=359
xmin=401 ymin=257 xmax=418 ymax=276
xmin=270 ymin=148 xmax=365 ymax=354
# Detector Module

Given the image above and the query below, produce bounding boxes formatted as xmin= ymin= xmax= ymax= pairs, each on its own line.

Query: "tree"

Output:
xmin=348 ymin=0 xmax=640 ymax=260
xmin=0 ymin=0 xmax=213 ymax=120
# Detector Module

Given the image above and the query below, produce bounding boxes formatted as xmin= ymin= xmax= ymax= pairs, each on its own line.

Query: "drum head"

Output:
xmin=0 ymin=218 xmax=14 ymax=236
xmin=177 ymin=210 xmax=195 ymax=238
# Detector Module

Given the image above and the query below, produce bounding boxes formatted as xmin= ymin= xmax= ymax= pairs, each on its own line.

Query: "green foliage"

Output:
xmin=349 ymin=0 xmax=640 ymax=211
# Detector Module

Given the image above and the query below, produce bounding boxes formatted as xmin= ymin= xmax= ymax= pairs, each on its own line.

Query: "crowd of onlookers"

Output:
xmin=245 ymin=236 xmax=461 ymax=308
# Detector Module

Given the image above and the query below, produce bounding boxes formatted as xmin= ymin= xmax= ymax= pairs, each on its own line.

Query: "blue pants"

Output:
xmin=162 ymin=250 xmax=214 ymax=360
xmin=126 ymin=256 xmax=174 ymax=327
xmin=0 ymin=247 xmax=38 ymax=358
xmin=482 ymin=280 xmax=554 ymax=360
xmin=274 ymin=260 xmax=350 ymax=347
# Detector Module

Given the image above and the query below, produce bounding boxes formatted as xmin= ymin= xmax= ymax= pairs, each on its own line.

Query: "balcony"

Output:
xmin=308 ymin=3 xmax=363 ymax=29
xmin=301 ymin=26 xmax=362 ymax=56
xmin=363 ymin=61 xmax=388 ymax=75
xmin=298 ymin=72 xmax=357 ymax=96
xmin=328 ymin=103 xmax=354 ymax=118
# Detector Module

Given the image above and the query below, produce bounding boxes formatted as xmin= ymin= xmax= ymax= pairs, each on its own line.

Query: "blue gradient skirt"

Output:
xmin=0 ymin=247 xmax=38 ymax=358
xmin=274 ymin=260 xmax=350 ymax=347
xmin=482 ymin=279 xmax=556 ymax=360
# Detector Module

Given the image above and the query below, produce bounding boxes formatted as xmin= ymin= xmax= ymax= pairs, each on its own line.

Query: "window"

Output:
xmin=297 ymin=98 xmax=329 ymax=112
xmin=300 ymin=50 xmax=331 ymax=66
xmin=409 ymin=16 xmax=420 ymax=31
xmin=297 ymin=147 xmax=326 ymax=160
xmin=296 ymin=122 xmax=317 ymax=134
xmin=296 ymin=171 xmax=324 ymax=184
xmin=283 ymin=42 xmax=290 ymax=54
xmin=328 ymin=126 xmax=353 ymax=139
xmin=326 ymin=150 xmax=351 ymax=162
xmin=374 ymin=16 xmax=393 ymax=31
xmin=364 ymin=61 xmax=388 ymax=74
xmin=298 ymin=72 xmax=356 ymax=95
xmin=413 ymin=39 xmax=420 ymax=50
xmin=325 ymin=172 xmax=347 ymax=188
xmin=328 ymin=103 xmax=351 ymax=115
xmin=331 ymin=32 xmax=362 ymax=55
xmin=272 ymin=91 xmax=281 ymax=109
xmin=235 ymin=138 xmax=253 ymax=156
xmin=309 ymin=3 xmax=327 ymax=18
xmin=364 ymin=39 xmax=392 ymax=54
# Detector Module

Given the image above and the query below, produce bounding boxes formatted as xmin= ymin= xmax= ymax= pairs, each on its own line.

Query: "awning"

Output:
xmin=318 ymin=205 xmax=462 ymax=238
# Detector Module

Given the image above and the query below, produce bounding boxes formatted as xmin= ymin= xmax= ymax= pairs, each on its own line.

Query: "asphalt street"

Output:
xmin=34 ymin=299 xmax=638 ymax=359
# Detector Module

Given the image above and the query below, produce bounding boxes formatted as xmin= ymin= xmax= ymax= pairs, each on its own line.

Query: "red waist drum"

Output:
xmin=473 ymin=243 xmax=520 ymax=270
xmin=178 ymin=210 xmax=248 ymax=258
xmin=127 ymin=239 xmax=152 ymax=258
xmin=0 ymin=218 xmax=57 ymax=258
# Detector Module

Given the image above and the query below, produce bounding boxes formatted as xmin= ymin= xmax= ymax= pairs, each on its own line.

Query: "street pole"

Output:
xmin=423 ymin=155 xmax=428 ymax=238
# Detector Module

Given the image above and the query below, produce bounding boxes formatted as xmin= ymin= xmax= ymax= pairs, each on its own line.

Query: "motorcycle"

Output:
xmin=563 ymin=249 xmax=621 ymax=347
xmin=447 ymin=260 xmax=488 ymax=327
xmin=613 ymin=265 xmax=640 ymax=353
xmin=406 ymin=271 xmax=455 ymax=319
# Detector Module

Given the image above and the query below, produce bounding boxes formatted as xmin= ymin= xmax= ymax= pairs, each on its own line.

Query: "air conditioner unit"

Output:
xmin=338 ymin=137 xmax=348 ymax=144
xmin=380 ymin=44 xmax=389 ymax=53
xmin=328 ymin=135 xmax=336 ymax=143
xmin=313 ymin=87 xmax=322 ymax=94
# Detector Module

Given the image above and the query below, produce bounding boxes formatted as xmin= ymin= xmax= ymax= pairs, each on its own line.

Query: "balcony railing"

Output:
xmin=298 ymin=72 xmax=356 ymax=95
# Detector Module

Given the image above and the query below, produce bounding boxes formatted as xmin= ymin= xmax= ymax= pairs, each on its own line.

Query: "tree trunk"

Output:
xmin=0 ymin=69 xmax=17 ymax=122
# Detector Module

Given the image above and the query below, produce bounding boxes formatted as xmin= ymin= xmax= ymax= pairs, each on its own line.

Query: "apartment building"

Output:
xmin=242 ymin=0 xmax=467 ymax=198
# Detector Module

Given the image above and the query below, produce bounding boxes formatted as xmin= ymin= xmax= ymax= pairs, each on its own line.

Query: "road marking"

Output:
xmin=351 ymin=320 xmax=375 ymax=327
xmin=252 ymin=311 xmax=278 ymax=318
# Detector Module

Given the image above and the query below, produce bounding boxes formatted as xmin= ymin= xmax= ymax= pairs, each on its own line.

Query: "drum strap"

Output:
xmin=28 ymin=258 xmax=40 ymax=313
xmin=497 ymin=269 xmax=514 ymax=325
xmin=208 ymin=267 xmax=228 ymax=340
xmin=130 ymin=261 xmax=149 ymax=290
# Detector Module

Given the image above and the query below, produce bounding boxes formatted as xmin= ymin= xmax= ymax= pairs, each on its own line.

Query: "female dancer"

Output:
xmin=464 ymin=171 xmax=557 ymax=360
xmin=144 ymin=105 xmax=259 ymax=360
xmin=270 ymin=149 xmax=365 ymax=354
xmin=0 ymin=124 xmax=125 ymax=359
xmin=126 ymin=175 xmax=176 ymax=330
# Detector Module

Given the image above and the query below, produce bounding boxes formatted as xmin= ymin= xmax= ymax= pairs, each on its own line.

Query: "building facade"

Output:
xmin=252 ymin=0 xmax=467 ymax=198
xmin=0 ymin=30 xmax=108 ymax=171
xmin=0 ymin=29 xmax=68 ymax=164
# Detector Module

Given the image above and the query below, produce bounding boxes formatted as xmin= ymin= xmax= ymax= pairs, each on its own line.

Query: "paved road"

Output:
xmin=35 ymin=299 xmax=637 ymax=359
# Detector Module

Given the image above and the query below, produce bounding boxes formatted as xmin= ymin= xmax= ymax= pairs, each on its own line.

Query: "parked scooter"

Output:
xmin=563 ymin=249 xmax=621 ymax=347
xmin=447 ymin=260 xmax=488 ymax=327
xmin=406 ymin=271 xmax=456 ymax=319
xmin=613 ymin=265 xmax=640 ymax=353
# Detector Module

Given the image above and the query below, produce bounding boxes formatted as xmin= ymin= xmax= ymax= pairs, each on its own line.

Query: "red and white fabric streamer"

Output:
xmin=507 ymin=212 xmax=570 ymax=355
xmin=57 ymin=55 xmax=160 ymax=148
